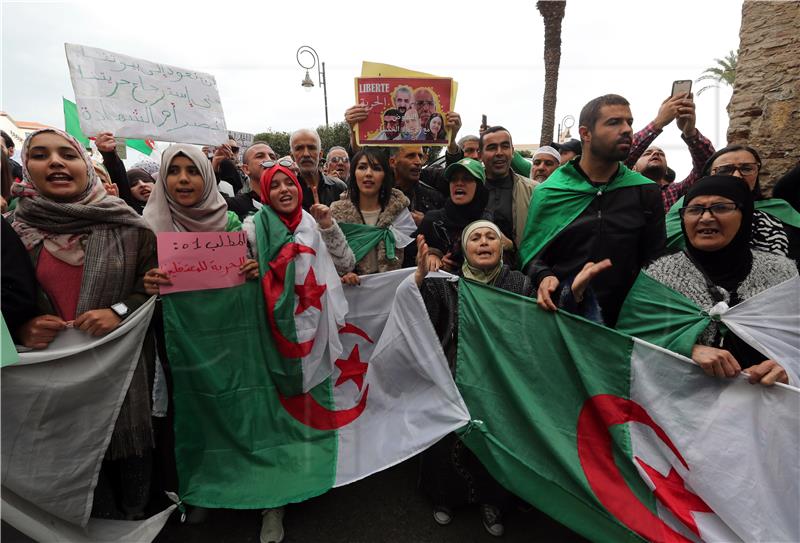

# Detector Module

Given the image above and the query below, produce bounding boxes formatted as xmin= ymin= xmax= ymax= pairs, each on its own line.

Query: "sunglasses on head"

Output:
xmin=261 ymin=158 xmax=296 ymax=169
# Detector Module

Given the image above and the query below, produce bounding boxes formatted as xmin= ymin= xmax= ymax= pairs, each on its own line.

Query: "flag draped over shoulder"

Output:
xmin=518 ymin=162 xmax=653 ymax=268
xmin=665 ymin=195 xmax=800 ymax=250
xmin=1 ymin=298 xmax=175 ymax=542
xmin=63 ymin=97 xmax=154 ymax=155
xmin=453 ymin=279 xmax=799 ymax=543
xmin=164 ymin=267 xmax=469 ymax=509
xmin=254 ymin=206 xmax=347 ymax=395
xmin=617 ymin=272 xmax=800 ymax=384
xmin=338 ymin=208 xmax=416 ymax=263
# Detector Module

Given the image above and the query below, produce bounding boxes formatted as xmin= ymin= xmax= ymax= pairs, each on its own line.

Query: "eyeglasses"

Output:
xmin=328 ymin=156 xmax=349 ymax=164
xmin=415 ymin=100 xmax=435 ymax=107
xmin=711 ymin=163 xmax=759 ymax=176
xmin=679 ymin=202 xmax=740 ymax=218
xmin=261 ymin=158 xmax=296 ymax=169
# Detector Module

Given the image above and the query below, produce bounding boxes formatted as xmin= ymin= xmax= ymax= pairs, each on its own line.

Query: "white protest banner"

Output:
xmin=228 ymin=130 xmax=254 ymax=160
xmin=65 ymin=43 xmax=228 ymax=145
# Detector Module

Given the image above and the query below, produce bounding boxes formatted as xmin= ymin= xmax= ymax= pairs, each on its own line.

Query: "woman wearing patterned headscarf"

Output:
xmin=10 ymin=128 xmax=157 ymax=519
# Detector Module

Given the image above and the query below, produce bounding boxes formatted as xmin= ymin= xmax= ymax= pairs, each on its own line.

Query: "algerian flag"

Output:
xmin=617 ymin=271 xmax=800 ymax=384
xmin=63 ymin=97 xmax=154 ymax=155
xmin=453 ymin=279 xmax=799 ymax=542
xmin=518 ymin=162 xmax=653 ymax=269
xmin=665 ymin=195 xmax=800 ymax=250
xmin=338 ymin=208 xmax=416 ymax=263
xmin=1 ymin=298 xmax=176 ymax=542
xmin=164 ymin=268 xmax=468 ymax=509
xmin=254 ymin=206 xmax=348 ymax=395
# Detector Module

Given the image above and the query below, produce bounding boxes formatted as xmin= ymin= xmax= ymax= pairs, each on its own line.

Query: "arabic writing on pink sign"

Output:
xmin=157 ymin=231 xmax=248 ymax=294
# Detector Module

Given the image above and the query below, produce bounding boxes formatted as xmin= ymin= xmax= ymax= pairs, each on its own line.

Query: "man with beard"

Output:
xmin=290 ymin=128 xmax=347 ymax=209
xmin=374 ymin=109 xmax=403 ymax=141
xmin=625 ymin=93 xmax=715 ymax=212
xmin=393 ymin=85 xmax=413 ymax=115
xmin=413 ymin=88 xmax=437 ymax=128
xmin=479 ymin=126 xmax=537 ymax=259
xmin=520 ymin=94 xmax=665 ymax=326
xmin=530 ymin=146 xmax=562 ymax=182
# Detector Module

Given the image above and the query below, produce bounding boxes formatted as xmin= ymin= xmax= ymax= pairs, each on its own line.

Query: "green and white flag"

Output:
xmin=164 ymin=269 xmax=469 ymax=509
xmin=617 ymin=271 xmax=800 ymax=384
xmin=451 ymin=279 xmax=799 ymax=542
xmin=1 ymin=298 xmax=176 ymax=542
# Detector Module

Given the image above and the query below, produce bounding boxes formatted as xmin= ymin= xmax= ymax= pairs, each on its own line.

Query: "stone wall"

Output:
xmin=727 ymin=0 xmax=800 ymax=193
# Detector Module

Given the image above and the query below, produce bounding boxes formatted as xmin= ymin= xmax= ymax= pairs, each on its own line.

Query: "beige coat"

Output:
xmin=330 ymin=188 xmax=410 ymax=275
xmin=511 ymin=172 xmax=538 ymax=248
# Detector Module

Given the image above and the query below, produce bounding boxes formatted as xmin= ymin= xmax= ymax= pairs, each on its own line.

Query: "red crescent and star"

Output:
xmin=577 ymin=394 xmax=714 ymax=543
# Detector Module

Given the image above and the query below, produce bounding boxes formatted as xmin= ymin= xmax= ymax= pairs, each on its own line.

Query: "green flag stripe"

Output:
xmin=617 ymin=270 xmax=710 ymax=357
xmin=338 ymin=222 xmax=397 ymax=262
xmin=164 ymin=282 xmax=336 ymax=508
xmin=456 ymin=279 xmax=659 ymax=541
xmin=519 ymin=162 xmax=653 ymax=269
xmin=63 ymin=97 xmax=153 ymax=155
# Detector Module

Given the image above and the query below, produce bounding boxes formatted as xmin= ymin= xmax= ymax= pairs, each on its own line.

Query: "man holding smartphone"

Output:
xmin=624 ymin=89 xmax=715 ymax=211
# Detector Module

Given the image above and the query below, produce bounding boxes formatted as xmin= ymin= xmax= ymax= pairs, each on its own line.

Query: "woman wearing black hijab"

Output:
xmin=641 ymin=175 xmax=797 ymax=385
xmin=419 ymin=157 xmax=491 ymax=273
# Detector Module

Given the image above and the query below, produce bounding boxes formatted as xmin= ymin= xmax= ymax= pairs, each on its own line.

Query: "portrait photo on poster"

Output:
xmin=354 ymin=77 xmax=453 ymax=147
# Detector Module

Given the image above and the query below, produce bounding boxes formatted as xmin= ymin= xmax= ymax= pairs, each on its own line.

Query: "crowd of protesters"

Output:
xmin=2 ymin=85 xmax=799 ymax=542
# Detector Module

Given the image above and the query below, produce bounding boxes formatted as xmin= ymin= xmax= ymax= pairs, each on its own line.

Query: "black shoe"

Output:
xmin=481 ymin=504 xmax=504 ymax=537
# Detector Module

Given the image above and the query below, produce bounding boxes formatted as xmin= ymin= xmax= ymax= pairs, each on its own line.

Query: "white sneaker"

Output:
xmin=260 ymin=507 xmax=285 ymax=543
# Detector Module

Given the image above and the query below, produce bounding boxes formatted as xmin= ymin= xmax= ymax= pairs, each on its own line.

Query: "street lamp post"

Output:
xmin=557 ymin=114 xmax=575 ymax=143
xmin=296 ymin=45 xmax=329 ymax=128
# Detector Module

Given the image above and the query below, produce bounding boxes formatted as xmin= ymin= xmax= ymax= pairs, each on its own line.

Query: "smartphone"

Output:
xmin=481 ymin=114 xmax=488 ymax=128
xmin=114 ymin=137 xmax=127 ymax=160
xmin=671 ymin=80 xmax=692 ymax=97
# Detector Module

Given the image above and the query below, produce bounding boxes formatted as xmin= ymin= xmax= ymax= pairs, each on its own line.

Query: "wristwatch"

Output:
xmin=111 ymin=302 xmax=130 ymax=320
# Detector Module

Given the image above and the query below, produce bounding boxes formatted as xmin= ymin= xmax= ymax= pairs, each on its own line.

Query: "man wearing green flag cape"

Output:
xmin=519 ymin=94 xmax=666 ymax=326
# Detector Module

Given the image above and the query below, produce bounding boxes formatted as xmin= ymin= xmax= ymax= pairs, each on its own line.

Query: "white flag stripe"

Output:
xmin=2 ymin=488 xmax=175 ymax=543
xmin=720 ymin=275 xmax=800 ymax=385
xmin=334 ymin=273 xmax=471 ymax=487
xmin=1 ymin=297 xmax=177 ymax=543
xmin=292 ymin=210 xmax=348 ymax=393
xmin=630 ymin=338 xmax=800 ymax=542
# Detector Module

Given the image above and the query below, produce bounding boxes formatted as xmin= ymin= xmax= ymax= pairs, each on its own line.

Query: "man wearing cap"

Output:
xmin=624 ymin=93 xmax=715 ymax=211
xmin=558 ymin=139 xmax=582 ymax=164
xmin=419 ymin=157 xmax=489 ymax=272
xmin=530 ymin=146 xmax=562 ymax=182
xmin=479 ymin=126 xmax=537 ymax=260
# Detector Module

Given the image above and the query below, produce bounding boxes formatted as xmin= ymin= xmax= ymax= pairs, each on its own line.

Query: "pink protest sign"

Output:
xmin=157 ymin=231 xmax=248 ymax=295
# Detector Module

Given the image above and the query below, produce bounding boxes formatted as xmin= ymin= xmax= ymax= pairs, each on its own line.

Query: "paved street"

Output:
xmin=154 ymin=457 xmax=588 ymax=543
xmin=3 ymin=455 xmax=589 ymax=542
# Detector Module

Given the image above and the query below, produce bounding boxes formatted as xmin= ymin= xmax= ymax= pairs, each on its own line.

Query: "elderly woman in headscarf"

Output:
xmin=625 ymin=175 xmax=797 ymax=385
xmin=415 ymin=220 xmax=531 ymax=538
xmin=666 ymin=145 xmax=800 ymax=265
xmin=9 ymin=128 xmax=157 ymax=519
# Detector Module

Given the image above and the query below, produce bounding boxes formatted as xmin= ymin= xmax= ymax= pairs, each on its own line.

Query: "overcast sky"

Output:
xmin=2 ymin=0 xmax=742 ymax=174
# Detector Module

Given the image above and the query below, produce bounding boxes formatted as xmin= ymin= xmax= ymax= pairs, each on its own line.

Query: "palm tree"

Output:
xmin=695 ymin=51 xmax=737 ymax=96
xmin=536 ymin=0 xmax=566 ymax=147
